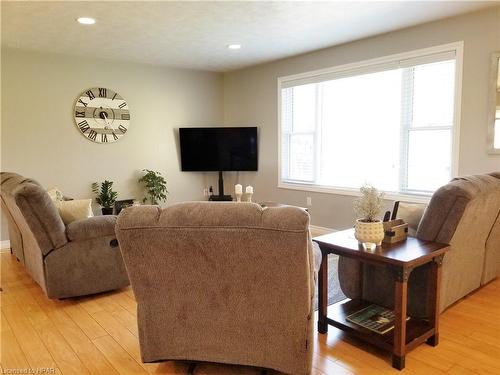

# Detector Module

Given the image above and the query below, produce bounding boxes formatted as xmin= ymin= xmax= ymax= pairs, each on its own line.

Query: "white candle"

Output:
xmin=245 ymin=186 xmax=253 ymax=194
xmin=235 ymin=184 xmax=243 ymax=194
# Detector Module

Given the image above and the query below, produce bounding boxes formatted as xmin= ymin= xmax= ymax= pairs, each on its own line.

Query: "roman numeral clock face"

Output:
xmin=74 ymin=88 xmax=130 ymax=143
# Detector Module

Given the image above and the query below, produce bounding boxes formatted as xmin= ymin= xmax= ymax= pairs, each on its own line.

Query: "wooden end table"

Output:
xmin=313 ymin=229 xmax=449 ymax=370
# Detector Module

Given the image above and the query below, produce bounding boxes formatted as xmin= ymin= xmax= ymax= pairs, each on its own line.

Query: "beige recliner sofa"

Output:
xmin=116 ymin=202 xmax=319 ymax=375
xmin=338 ymin=173 xmax=500 ymax=317
xmin=1 ymin=172 xmax=129 ymax=298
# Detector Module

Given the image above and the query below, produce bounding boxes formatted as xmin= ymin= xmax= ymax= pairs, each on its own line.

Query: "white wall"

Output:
xmin=223 ymin=7 xmax=500 ymax=230
xmin=2 ymin=8 xmax=500 ymax=241
xmin=1 ymin=48 xmax=223 ymax=241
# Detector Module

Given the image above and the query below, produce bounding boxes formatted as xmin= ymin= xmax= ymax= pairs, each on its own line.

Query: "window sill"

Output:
xmin=278 ymin=181 xmax=432 ymax=204
xmin=487 ymin=147 xmax=500 ymax=155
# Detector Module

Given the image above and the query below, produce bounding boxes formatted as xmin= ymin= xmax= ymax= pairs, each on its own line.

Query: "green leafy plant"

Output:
xmin=353 ymin=184 xmax=384 ymax=222
xmin=138 ymin=169 xmax=168 ymax=205
xmin=91 ymin=180 xmax=118 ymax=209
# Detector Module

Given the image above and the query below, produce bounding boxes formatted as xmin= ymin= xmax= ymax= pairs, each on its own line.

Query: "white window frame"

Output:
xmin=277 ymin=42 xmax=464 ymax=203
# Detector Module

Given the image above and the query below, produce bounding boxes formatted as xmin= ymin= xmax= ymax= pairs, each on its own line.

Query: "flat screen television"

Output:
xmin=179 ymin=127 xmax=258 ymax=172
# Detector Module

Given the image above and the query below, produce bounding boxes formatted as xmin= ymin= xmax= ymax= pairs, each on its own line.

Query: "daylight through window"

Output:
xmin=280 ymin=48 xmax=459 ymax=196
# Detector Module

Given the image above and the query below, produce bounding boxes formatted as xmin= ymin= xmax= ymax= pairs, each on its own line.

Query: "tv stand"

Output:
xmin=209 ymin=171 xmax=233 ymax=201
xmin=209 ymin=195 xmax=233 ymax=201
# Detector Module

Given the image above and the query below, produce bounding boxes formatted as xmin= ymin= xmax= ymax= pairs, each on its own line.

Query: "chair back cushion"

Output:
xmin=416 ymin=173 xmax=500 ymax=310
xmin=1 ymin=172 xmax=67 ymax=255
xmin=416 ymin=174 xmax=500 ymax=244
xmin=116 ymin=202 xmax=314 ymax=375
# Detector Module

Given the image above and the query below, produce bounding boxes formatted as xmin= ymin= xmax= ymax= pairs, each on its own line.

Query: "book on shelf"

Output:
xmin=346 ymin=304 xmax=410 ymax=335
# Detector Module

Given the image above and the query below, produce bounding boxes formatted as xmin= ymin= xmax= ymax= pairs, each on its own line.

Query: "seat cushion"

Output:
xmin=66 ymin=215 xmax=117 ymax=242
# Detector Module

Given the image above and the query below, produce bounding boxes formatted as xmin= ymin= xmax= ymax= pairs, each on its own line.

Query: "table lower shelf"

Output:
xmin=323 ymin=299 xmax=435 ymax=352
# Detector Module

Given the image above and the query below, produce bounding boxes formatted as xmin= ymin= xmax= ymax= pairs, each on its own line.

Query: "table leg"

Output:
xmin=392 ymin=267 xmax=409 ymax=370
xmin=358 ymin=262 xmax=364 ymax=298
xmin=426 ymin=255 xmax=443 ymax=346
xmin=318 ymin=248 xmax=328 ymax=334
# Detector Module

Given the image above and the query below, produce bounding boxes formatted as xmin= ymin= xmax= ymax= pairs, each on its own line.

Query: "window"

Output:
xmin=279 ymin=44 xmax=461 ymax=198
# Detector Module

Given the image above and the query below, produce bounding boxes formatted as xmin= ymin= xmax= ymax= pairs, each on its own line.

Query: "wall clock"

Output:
xmin=74 ymin=87 xmax=130 ymax=143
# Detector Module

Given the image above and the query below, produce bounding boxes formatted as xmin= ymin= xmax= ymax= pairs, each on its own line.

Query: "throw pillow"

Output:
xmin=47 ymin=187 xmax=64 ymax=202
xmin=397 ymin=202 xmax=427 ymax=236
xmin=56 ymin=199 xmax=94 ymax=225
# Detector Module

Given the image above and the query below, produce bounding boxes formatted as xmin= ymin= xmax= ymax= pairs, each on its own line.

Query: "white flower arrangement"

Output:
xmin=353 ymin=184 xmax=384 ymax=222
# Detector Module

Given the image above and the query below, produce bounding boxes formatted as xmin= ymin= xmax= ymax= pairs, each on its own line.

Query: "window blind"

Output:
xmin=279 ymin=48 xmax=458 ymax=196
xmin=280 ymin=50 xmax=456 ymax=89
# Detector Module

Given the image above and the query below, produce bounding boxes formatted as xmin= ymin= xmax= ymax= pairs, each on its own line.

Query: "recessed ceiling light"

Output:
xmin=77 ymin=17 xmax=96 ymax=25
xmin=227 ymin=44 xmax=242 ymax=50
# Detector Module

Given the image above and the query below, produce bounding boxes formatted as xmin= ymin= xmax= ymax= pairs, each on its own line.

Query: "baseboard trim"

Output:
xmin=0 ymin=240 xmax=11 ymax=251
xmin=309 ymin=225 xmax=336 ymax=236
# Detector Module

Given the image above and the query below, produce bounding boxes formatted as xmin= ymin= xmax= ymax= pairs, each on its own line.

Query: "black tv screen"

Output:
xmin=179 ymin=127 xmax=258 ymax=171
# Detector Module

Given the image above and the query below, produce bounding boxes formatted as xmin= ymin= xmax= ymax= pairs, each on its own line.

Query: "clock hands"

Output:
xmin=99 ymin=109 xmax=114 ymax=130
xmin=102 ymin=112 xmax=113 ymax=130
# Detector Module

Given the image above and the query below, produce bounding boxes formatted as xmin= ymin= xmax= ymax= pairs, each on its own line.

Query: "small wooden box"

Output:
xmin=383 ymin=219 xmax=409 ymax=244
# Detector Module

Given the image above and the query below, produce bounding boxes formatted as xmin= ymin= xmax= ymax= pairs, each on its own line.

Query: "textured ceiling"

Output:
xmin=1 ymin=1 xmax=495 ymax=72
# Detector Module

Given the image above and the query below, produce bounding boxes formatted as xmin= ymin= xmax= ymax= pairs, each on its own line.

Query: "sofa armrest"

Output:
xmin=66 ymin=215 xmax=117 ymax=242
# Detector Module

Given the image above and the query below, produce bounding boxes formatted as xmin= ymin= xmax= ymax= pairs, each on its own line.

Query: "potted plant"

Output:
xmin=353 ymin=184 xmax=385 ymax=247
xmin=138 ymin=169 xmax=168 ymax=205
xmin=91 ymin=180 xmax=118 ymax=215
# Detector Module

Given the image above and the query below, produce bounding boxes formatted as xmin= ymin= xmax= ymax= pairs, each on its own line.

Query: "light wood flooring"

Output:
xmin=1 ymin=250 xmax=500 ymax=375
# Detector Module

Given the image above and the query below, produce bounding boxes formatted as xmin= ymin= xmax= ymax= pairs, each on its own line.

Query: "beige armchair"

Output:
xmin=116 ymin=202 xmax=318 ymax=375
xmin=338 ymin=173 xmax=500 ymax=317
xmin=0 ymin=172 xmax=129 ymax=298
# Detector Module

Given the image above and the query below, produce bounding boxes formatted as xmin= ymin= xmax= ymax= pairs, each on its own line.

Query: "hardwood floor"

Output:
xmin=1 ymin=250 xmax=500 ymax=375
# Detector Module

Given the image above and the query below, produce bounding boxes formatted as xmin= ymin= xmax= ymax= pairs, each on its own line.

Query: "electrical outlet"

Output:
xmin=306 ymin=197 xmax=312 ymax=206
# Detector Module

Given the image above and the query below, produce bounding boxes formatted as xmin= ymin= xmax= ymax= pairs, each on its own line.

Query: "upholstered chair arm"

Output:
xmin=66 ymin=215 xmax=117 ymax=242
